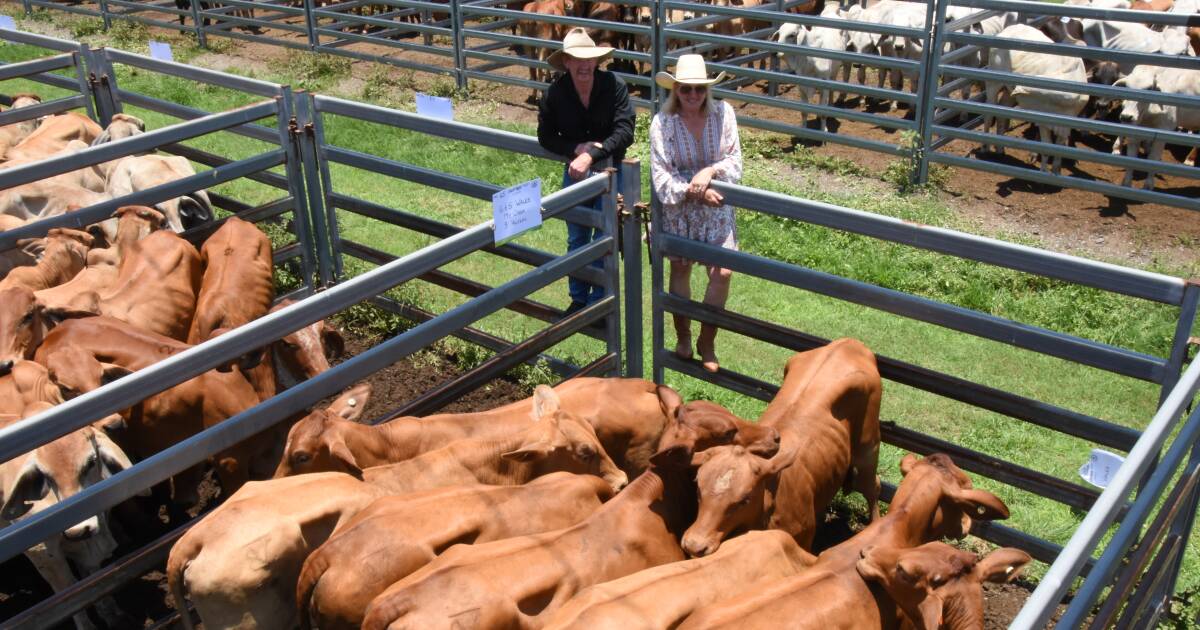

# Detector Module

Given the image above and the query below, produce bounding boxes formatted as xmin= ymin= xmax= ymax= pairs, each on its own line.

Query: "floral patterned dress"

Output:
xmin=650 ymin=99 xmax=743 ymax=263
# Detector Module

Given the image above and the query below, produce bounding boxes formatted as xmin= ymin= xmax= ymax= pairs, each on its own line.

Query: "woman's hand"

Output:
xmin=702 ymin=188 xmax=724 ymax=207
xmin=688 ymin=167 xmax=716 ymax=198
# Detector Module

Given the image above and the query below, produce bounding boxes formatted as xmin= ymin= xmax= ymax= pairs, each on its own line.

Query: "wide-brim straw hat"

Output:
xmin=655 ymin=54 xmax=726 ymax=90
xmin=547 ymin=27 xmax=615 ymax=71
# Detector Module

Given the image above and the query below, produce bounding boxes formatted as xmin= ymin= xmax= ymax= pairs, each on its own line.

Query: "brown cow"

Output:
xmin=34 ymin=206 xmax=165 ymax=321
xmin=275 ymin=376 xmax=670 ymax=480
xmin=0 ymin=402 xmax=141 ymax=630
xmin=0 ymin=286 xmax=50 ymax=373
xmin=187 ymin=217 xmax=274 ymax=398
xmin=35 ymin=316 xmax=267 ymax=501
xmin=266 ymin=298 xmax=345 ymax=393
xmin=542 ymin=529 xmax=816 ymax=630
xmin=0 ymin=93 xmax=43 ymax=160
xmin=3 ymin=112 xmax=102 ymax=163
xmin=679 ymin=338 xmax=882 ymax=556
xmin=676 ymin=453 xmax=1011 ymax=630
xmin=71 ymin=228 xmax=202 ymax=341
xmin=0 ymin=360 xmax=62 ymax=415
xmin=518 ymin=0 xmax=568 ymax=101
xmin=655 ymin=385 xmax=781 ymax=457
xmin=296 ymin=472 xmax=615 ymax=630
xmin=856 ymin=542 xmax=1031 ymax=630
xmin=167 ymin=385 xmax=623 ymax=630
xmin=358 ymin=443 xmax=697 ymax=630
xmin=0 ymin=228 xmax=92 ymax=294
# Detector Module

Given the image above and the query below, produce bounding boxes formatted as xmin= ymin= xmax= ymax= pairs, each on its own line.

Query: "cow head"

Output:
xmin=656 ymin=390 xmax=780 ymax=458
xmin=501 ymin=385 xmax=628 ymax=492
xmin=44 ymin=346 xmax=133 ymax=402
xmin=0 ymin=287 xmax=51 ymax=374
xmin=1 ymin=404 xmax=138 ymax=569
xmin=274 ymin=383 xmax=371 ymax=478
xmin=91 ymin=113 xmax=145 ymax=146
xmin=680 ymin=433 xmax=800 ymax=557
xmin=892 ymin=453 xmax=1010 ymax=542
xmin=269 ymin=299 xmax=346 ymax=391
xmin=1114 ymin=66 xmax=1173 ymax=125
xmin=857 ymin=542 xmax=1031 ymax=630
xmin=6 ymin=93 xmax=43 ymax=140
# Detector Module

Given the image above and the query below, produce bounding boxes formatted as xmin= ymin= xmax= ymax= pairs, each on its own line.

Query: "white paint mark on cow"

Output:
xmin=714 ymin=469 xmax=734 ymax=495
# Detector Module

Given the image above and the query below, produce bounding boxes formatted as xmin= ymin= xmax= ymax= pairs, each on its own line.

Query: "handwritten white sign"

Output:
xmin=148 ymin=41 xmax=174 ymax=62
xmin=0 ymin=15 xmax=17 ymax=31
xmin=415 ymin=93 xmax=453 ymax=121
xmin=1078 ymin=448 xmax=1125 ymax=489
xmin=493 ymin=179 xmax=542 ymax=244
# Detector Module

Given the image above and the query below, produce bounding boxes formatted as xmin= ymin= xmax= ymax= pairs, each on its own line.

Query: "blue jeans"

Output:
xmin=563 ymin=166 xmax=623 ymax=305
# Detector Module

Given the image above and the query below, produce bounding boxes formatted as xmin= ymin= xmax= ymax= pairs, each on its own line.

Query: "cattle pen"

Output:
xmin=0 ymin=16 xmax=1198 ymax=630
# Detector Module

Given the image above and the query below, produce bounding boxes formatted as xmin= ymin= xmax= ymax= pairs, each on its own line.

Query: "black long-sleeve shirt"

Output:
xmin=537 ymin=69 xmax=635 ymax=164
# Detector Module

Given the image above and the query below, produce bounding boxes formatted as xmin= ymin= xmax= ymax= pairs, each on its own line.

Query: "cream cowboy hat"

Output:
xmin=655 ymin=54 xmax=727 ymax=90
xmin=547 ymin=27 xmax=615 ymax=71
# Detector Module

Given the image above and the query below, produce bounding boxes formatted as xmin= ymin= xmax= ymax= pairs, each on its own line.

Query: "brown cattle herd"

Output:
xmin=0 ymin=88 xmax=1030 ymax=628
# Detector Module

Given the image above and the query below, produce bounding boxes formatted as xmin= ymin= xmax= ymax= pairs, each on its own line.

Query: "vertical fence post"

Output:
xmin=97 ymin=0 xmax=110 ymax=30
xmin=294 ymin=93 xmax=335 ymax=289
xmin=913 ymin=0 xmax=948 ymax=186
xmin=451 ymin=0 xmax=467 ymax=90
xmin=190 ymin=0 xmax=207 ymax=48
xmin=768 ymin=0 xmax=783 ymax=98
xmin=1149 ymin=281 xmax=1200 ymax=602
xmin=86 ymin=48 xmax=121 ymax=125
xmin=650 ymin=195 xmax=664 ymax=384
xmin=277 ymin=88 xmax=319 ymax=295
xmin=601 ymin=168 xmax=623 ymax=375
xmin=73 ymin=44 xmax=97 ymax=122
xmin=303 ymin=0 xmax=319 ymax=51
xmin=20 ymin=0 xmax=30 ymax=15
xmin=652 ymin=0 xmax=665 ymax=112
xmin=620 ymin=159 xmax=643 ymax=378
xmin=309 ymin=98 xmax=344 ymax=282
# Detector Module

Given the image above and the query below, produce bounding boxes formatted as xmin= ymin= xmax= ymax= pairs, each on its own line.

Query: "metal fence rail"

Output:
xmin=649 ymin=180 xmax=1198 ymax=571
xmin=307 ymin=92 xmax=642 ymax=383
xmin=0 ymin=29 xmax=95 ymax=122
xmin=927 ymin=0 xmax=1200 ymax=212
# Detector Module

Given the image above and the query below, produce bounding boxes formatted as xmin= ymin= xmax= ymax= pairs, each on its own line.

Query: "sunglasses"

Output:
xmin=677 ymin=84 xmax=707 ymax=95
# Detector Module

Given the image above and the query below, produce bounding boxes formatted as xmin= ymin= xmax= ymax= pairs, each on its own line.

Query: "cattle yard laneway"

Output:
xmin=0 ymin=24 xmax=1198 ymax=630
xmin=15 ymin=0 xmax=1200 ymax=217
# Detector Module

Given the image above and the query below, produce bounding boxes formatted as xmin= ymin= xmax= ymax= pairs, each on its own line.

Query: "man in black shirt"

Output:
xmin=538 ymin=27 xmax=635 ymax=316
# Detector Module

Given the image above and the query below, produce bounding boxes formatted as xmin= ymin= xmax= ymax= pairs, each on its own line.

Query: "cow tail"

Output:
xmin=166 ymin=538 xmax=197 ymax=630
xmin=295 ymin=547 xmax=330 ymax=630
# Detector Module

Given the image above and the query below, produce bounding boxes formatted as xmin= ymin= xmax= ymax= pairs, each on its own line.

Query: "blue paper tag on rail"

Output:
xmin=0 ymin=16 xmax=17 ymax=31
xmin=493 ymin=179 xmax=542 ymax=245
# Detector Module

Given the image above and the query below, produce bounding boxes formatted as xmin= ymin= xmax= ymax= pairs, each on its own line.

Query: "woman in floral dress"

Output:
xmin=650 ymin=54 xmax=743 ymax=373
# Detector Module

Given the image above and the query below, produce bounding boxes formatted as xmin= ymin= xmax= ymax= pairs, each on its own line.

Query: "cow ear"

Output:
xmin=656 ymin=384 xmax=683 ymax=420
xmin=763 ymin=436 xmax=800 ymax=476
xmin=1 ymin=463 xmax=47 ymax=520
xmin=532 ymin=385 xmax=561 ymax=422
xmin=917 ymin=595 xmax=944 ymax=630
xmin=975 ymin=548 xmax=1031 ymax=584
xmin=328 ymin=439 xmax=363 ymax=479
xmin=100 ymin=363 xmax=133 ymax=386
xmin=501 ymin=441 xmax=553 ymax=462
xmin=322 ymin=327 xmax=345 ymax=360
xmin=900 ymin=453 xmax=919 ymax=476
xmin=91 ymin=429 xmax=148 ymax=494
xmin=854 ymin=551 xmax=888 ymax=584
xmin=947 ymin=487 xmax=1010 ymax=521
xmin=690 ymin=448 xmax=716 ymax=468
xmin=332 ymin=384 xmax=370 ymax=422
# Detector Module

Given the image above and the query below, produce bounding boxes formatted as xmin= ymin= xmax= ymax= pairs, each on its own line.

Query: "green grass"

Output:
xmin=3 ymin=19 xmax=1200 ymax=621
